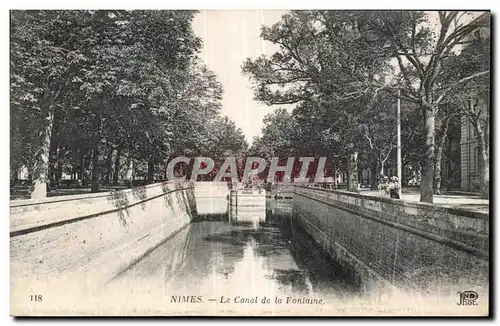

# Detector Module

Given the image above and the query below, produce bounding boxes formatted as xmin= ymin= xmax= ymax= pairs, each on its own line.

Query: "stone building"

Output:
xmin=458 ymin=13 xmax=490 ymax=192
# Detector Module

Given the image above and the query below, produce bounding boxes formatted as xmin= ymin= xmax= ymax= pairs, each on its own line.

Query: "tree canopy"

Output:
xmin=244 ymin=10 xmax=490 ymax=200
xmin=10 ymin=10 xmax=248 ymax=198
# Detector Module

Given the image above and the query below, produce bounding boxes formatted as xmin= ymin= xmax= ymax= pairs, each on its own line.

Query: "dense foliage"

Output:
xmin=244 ymin=11 xmax=490 ymax=200
xmin=10 ymin=10 xmax=248 ymax=198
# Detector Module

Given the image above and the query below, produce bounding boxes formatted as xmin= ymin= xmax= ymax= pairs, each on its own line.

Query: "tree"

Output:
xmin=366 ymin=11 xmax=490 ymax=202
xmin=358 ymin=94 xmax=398 ymax=189
xmin=242 ymin=11 xmax=392 ymax=192
xmin=10 ymin=11 xmax=88 ymax=198
xmin=10 ymin=10 xmax=205 ymax=196
xmin=168 ymin=62 xmax=225 ymax=160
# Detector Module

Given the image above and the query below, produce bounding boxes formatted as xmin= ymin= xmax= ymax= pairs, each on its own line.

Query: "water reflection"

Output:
xmin=229 ymin=205 xmax=266 ymax=226
xmin=110 ymin=199 xmax=359 ymax=298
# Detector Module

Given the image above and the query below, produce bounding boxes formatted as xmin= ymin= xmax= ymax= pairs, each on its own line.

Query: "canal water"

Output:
xmin=108 ymin=198 xmax=360 ymax=301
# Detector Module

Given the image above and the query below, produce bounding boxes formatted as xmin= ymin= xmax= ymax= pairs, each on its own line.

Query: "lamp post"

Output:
xmin=397 ymin=88 xmax=402 ymax=198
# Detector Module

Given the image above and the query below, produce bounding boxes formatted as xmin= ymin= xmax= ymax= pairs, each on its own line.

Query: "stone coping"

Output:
xmin=10 ymin=181 xmax=190 ymax=208
xmin=295 ymin=185 xmax=489 ymax=221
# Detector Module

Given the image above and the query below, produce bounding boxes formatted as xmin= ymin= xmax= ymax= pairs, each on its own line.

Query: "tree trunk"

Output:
xmin=80 ymin=153 xmax=85 ymax=185
xmin=347 ymin=151 xmax=359 ymax=192
xmin=147 ymin=160 xmax=154 ymax=183
xmin=124 ymin=149 xmax=133 ymax=180
xmin=31 ymin=94 xmax=56 ymax=200
xmin=56 ymin=146 xmax=63 ymax=185
xmin=165 ymin=161 xmax=171 ymax=181
xmin=91 ymin=143 xmax=100 ymax=192
xmin=433 ymin=137 xmax=446 ymax=195
xmin=130 ymin=159 xmax=135 ymax=180
xmin=433 ymin=117 xmax=449 ymax=195
xmin=113 ymin=146 xmax=121 ymax=184
xmin=370 ymin=161 xmax=378 ymax=190
xmin=475 ymin=123 xmax=489 ymax=199
xmin=48 ymin=140 xmax=58 ymax=185
xmin=379 ymin=161 xmax=384 ymax=177
xmin=420 ymin=107 xmax=435 ymax=203
xmin=91 ymin=96 xmax=104 ymax=192
xmin=47 ymin=105 xmax=61 ymax=186
xmin=105 ymin=148 xmax=113 ymax=181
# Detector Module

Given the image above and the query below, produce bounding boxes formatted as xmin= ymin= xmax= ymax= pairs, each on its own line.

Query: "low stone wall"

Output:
xmin=193 ymin=182 xmax=229 ymax=217
xmin=10 ymin=181 xmax=196 ymax=289
xmin=293 ymin=186 xmax=489 ymax=293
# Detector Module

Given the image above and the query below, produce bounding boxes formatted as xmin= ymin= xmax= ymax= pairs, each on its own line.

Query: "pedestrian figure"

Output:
xmin=388 ymin=176 xmax=400 ymax=199
xmin=378 ymin=175 xmax=389 ymax=197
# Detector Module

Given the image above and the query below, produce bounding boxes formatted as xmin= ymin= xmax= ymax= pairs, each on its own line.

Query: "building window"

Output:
xmin=475 ymin=147 xmax=480 ymax=173
xmin=468 ymin=122 xmax=475 ymax=141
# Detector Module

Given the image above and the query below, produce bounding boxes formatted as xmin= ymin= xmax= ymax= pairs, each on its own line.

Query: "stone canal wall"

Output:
xmin=10 ymin=181 xmax=196 ymax=287
xmin=293 ymin=186 xmax=489 ymax=292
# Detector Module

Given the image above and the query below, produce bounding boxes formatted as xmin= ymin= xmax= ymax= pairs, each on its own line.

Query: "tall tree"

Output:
xmin=11 ymin=11 xmax=87 ymax=198
xmin=10 ymin=10 xmax=204 ymax=196
xmin=242 ymin=10 xmax=392 ymax=192
xmin=366 ymin=11 xmax=490 ymax=202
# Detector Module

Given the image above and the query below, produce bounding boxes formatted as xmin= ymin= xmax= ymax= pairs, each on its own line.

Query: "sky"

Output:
xmin=192 ymin=10 xmax=289 ymax=145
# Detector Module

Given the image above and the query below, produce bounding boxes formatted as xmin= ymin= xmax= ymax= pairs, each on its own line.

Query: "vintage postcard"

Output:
xmin=10 ymin=9 xmax=490 ymax=316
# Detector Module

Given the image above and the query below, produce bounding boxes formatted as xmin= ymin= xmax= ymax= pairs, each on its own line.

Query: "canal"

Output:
xmin=107 ymin=198 xmax=361 ymax=301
